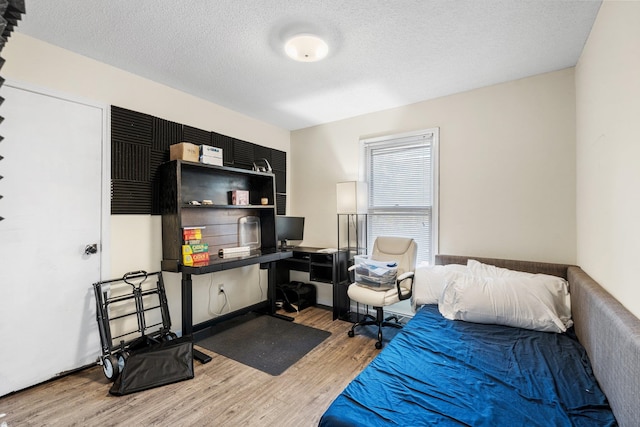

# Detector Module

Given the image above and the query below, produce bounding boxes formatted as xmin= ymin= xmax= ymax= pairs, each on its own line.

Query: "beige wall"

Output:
xmin=575 ymin=0 xmax=640 ymax=318
xmin=2 ymin=33 xmax=291 ymax=332
xmin=291 ymin=69 xmax=577 ymax=265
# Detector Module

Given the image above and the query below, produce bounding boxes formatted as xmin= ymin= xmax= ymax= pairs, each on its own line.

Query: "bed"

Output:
xmin=320 ymin=255 xmax=640 ymax=426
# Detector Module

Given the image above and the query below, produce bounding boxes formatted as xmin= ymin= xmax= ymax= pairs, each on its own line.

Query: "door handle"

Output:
xmin=84 ymin=243 xmax=98 ymax=255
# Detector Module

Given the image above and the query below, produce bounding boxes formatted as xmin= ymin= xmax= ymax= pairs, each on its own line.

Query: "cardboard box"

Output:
xmin=200 ymin=145 xmax=223 ymax=166
xmin=200 ymin=145 xmax=222 ymax=157
xmin=182 ymin=227 xmax=203 ymax=242
xmin=182 ymin=243 xmax=209 ymax=255
xmin=170 ymin=143 xmax=199 ymax=162
xmin=183 ymin=251 xmax=210 ymax=266
xmin=229 ymin=190 xmax=249 ymax=206
xmin=200 ymin=155 xmax=223 ymax=166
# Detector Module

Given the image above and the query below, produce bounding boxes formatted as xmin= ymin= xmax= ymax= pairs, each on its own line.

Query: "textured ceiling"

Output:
xmin=17 ymin=0 xmax=601 ymax=130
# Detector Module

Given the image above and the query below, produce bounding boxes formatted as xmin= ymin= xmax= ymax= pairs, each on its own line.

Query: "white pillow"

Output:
xmin=411 ymin=263 xmax=470 ymax=310
xmin=467 ymin=259 xmax=561 ymax=282
xmin=438 ymin=273 xmax=573 ymax=333
xmin=466 ymin=259 xmax=573 ymax=329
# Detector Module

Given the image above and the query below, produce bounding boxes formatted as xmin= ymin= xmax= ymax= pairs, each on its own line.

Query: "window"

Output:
xmin=362 ymin=128 xmax=439 ymax=264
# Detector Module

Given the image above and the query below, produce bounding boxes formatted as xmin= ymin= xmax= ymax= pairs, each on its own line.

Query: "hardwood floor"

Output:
xmin=0 ymin=307 xmax=383 ymax=426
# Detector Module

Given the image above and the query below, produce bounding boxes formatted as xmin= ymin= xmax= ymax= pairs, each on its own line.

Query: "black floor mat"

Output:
xmin=197 ymin=313 xmax=331 ymax=376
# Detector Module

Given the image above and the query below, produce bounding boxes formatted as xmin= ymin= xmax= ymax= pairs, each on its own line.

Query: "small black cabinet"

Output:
xmin=309 ymin=253 xmax=344 ymax=283
xmin=276 ymin=247 xmax=348 ymax=320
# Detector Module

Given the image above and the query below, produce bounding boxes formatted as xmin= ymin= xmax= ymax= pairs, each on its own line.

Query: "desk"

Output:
xmin=276 ymin=247 xmax=349 ymax=320
xmin=165 ymin=249 xmax=293 ymax=363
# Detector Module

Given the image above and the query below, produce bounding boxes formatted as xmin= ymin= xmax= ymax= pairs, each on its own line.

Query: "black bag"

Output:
xmin=276 ymin=281 xmax=316 ymax=313
xmin=109 ymin=336 xmax=194 ymax=396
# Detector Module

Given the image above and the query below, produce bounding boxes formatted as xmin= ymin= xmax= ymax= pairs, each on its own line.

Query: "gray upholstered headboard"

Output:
xmin=435 ymin=255 xmax=640 ymax=427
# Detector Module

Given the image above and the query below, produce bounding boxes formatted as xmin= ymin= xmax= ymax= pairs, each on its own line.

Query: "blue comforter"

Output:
xmin=320 ymin=305 xmax=616 ymax=426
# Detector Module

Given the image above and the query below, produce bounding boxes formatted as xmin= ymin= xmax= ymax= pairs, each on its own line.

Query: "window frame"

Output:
xmin=360 ymin=128 xmax=439 ymax=264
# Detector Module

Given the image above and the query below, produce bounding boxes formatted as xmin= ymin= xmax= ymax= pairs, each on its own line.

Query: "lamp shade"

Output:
xmin=336 ymin=181 xmax=368 ymax=214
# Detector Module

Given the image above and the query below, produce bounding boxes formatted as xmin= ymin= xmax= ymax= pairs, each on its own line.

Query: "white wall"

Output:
xmin=291 ymin=69 xmax=577 ymax=265
xmin=2 ymin=33 xmax=291 ymax=333
xmin=575 ymin=0 xmax=640 ymax=318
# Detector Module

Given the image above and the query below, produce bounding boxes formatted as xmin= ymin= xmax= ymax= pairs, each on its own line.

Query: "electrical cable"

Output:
xmin=207 ymin=276 xmax=230 ymax=316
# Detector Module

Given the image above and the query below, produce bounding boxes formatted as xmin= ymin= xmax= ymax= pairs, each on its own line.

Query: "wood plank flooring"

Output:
xmin=0 ymin=307 xmax=382 ymax=426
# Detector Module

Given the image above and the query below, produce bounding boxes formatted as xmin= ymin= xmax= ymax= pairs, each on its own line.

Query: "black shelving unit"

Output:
xmin=159 ymin=160 xmax=278 ymax=272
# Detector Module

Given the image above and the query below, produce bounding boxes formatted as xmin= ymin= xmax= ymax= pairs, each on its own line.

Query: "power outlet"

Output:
xmin=217 ymin=284 xmax=224 ymax=294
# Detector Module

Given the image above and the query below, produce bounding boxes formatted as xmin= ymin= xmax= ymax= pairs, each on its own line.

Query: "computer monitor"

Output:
xmin=275 ymin=216 xmax=305 ymax=249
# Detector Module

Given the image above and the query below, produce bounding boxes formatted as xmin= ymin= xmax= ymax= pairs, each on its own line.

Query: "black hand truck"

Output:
xmin=92 ymin=270 xmax=177 ymax=381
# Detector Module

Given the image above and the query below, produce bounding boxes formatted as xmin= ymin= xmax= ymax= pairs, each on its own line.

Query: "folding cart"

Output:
xmin=92 ymin=270 xmax=178 ymax=381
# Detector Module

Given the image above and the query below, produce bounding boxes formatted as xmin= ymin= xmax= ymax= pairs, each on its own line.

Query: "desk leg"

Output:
xmin=181 ymin=272 xmax=212 ymax=364
xmin=181 ymin=273 xmax=193 ymax=336
xmin=263 ymin=260 xmax=293 ymax=322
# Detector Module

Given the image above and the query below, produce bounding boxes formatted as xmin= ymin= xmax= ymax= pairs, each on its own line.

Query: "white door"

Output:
xmin=0 ymin=82 xmax=108 ymax=396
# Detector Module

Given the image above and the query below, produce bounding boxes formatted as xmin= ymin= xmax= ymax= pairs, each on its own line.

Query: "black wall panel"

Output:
xmin=150 ymin=149 xmax=169 ymax=214
xmin=183 ymin=125 xmax=211 ymax=146
xmin=111 ymin=180 xmax=152 ymax=215
xmin=151 ymin=118 xmax=182 ymax=214
xmin=270 ymin=149 xmax=286 ymax=172
xmin=271 ymin=148 xmax=287 ymax=194
xmin=152 ymin=117 xmax=182 ymax=152
xmin=276 ymin=194 xmax=287 ymax=216
xmin=110 ymin=105 xmax=287 ymax=215
xmin=232 ymin=139 xmax=255 ymax=169
xmin=254 ymin=145 xmax=271 ymax=165
xmin=111 ymin=106 xmax=153 ymax=146
xmin=111 ymin=106 xmax=153 ymax=214
xmin=211 ymin=132 xmax=234 ymax=166
xmin=275 ymin=170 xmax=286 ymax=194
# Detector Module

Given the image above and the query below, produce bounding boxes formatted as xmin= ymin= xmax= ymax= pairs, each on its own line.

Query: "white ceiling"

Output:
xmin=17 ymin=0 xmax=602 ymax=131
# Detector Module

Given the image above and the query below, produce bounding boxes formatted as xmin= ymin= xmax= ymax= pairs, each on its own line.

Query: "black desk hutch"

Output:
xmin=159 ymin=160 xmax=292 ymax=362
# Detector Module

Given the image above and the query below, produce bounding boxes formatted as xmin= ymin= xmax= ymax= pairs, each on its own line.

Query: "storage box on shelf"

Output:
xmin=229 ymin=190 xmax=249 ymax=205
xmin=160 ymin=160 xmax=278 ymax=272
xmin=170 ymin=142 xmax=200 ymax=162
xmin=199 ymin=145 xmax=223 ymax=166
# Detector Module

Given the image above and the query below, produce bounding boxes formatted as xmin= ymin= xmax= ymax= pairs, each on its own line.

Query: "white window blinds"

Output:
xmin=363 ymin=129 xmax=438 ymax=263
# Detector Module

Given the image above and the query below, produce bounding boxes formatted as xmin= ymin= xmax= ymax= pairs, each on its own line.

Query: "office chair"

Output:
xmin=347 ymin=236 xmax=417 ymax=349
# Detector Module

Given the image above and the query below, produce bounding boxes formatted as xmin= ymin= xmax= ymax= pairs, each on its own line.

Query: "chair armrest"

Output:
xmin=347 ymin=264 xmax=356 ymax=282
xmin=396 ymin=271 xmax=415 ymax=301
xmin=398 ymin=271 xmax=414 ymax=282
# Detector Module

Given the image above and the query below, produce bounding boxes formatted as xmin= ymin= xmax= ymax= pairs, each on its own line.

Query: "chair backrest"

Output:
xmin=371 ymin=236 xmax=417 ymax=284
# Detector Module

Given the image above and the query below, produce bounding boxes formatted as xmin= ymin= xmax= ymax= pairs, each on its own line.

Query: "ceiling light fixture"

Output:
xmin=284 ymin=34 xmax=329 ymax=62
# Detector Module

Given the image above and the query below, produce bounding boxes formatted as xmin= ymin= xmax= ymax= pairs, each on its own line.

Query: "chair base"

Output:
xmin=348 ymin=306 xmax=403 ymax=349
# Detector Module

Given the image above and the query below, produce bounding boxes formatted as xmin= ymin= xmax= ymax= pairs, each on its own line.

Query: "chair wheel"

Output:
xmin=348 ymin=330 xmax=355 ymax=337
xmin=375 ymin=341 xmax=382 ymax=350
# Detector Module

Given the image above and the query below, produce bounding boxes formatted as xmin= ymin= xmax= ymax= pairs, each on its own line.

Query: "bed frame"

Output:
xmin=435 ymin=255 xmax=640 ymax=427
